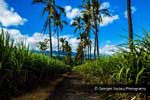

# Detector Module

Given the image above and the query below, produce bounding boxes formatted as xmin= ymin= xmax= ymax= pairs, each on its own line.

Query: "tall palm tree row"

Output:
xmin=71 ymin=16 xmax=91 ymax=62
xmin=80 ymin=0 xmax=110 ymax=59
xmin=71 ymin=16 xmax=85 ymax=62
xmin=75 ymin=33 xmax=87 ymax=64
xmin=32 ymin=0 xmax=66 ymax=57
xmin=32 ymin=0 xmax=137 ymax=62
xmin=81 ymin=0 xmax=93 ymax=60
xmin=71 ymin=18 xmax=92 ymax=62
xmin=127 ymin=0 xmax=133 ymax=52
xmin=72 ymin=0 xmax=93 ymax=61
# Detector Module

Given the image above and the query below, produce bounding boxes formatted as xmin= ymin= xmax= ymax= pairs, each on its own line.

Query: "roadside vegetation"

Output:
xmin=73 ymin=31 xmax=150 ymax=99
xmin=0 ymin=30 xmax=70 ymax=100
xmin=74 ymin=31 xmax=150 ymax=85
xmin=0 ymin=0 xmax=150 ymax=100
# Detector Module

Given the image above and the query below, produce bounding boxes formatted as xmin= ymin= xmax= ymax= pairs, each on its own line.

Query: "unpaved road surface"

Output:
xmin=46 ymin=72 xmax=96 ymax=100
xmin=13 ymin=72 xmax=97 ymax=100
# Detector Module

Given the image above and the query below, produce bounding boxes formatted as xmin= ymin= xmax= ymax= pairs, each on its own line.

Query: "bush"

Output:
xmin=73 ymin=56 xmax=112 ymax=84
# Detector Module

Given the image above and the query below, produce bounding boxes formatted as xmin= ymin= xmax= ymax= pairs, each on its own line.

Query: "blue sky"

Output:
xmin=0 ymin=0 xmax=150 ymax=54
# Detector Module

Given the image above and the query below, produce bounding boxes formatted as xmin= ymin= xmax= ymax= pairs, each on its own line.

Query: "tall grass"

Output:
xmin=0 ymin=29 xmax=70 ymax=100
xmin=73 ymin=56 xmax=112 ymax=84
xmin=74 ymin=31 xmax=150 ymax=85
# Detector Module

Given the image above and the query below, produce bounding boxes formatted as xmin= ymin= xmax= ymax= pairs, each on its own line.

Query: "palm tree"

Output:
xmin=72 ymin=2 xmax=93 ymax=60
xmin=81 ymin=0 xmax=110 ymax=59
xmin=127 ymin=0 xmax=133 ymax=52
xmin=64 ymin=41 xmax=72 ymax=65
xmin=81 ymin=0 xmax=97 ymax=60
xmin=84 ymin=37 xmax=92 ymax=60
xmin=60 ymin=37 xmax=66 ymax=57
xmin=75 ymin=42 xmax=84 ymax=64
xmin=91 ymin=0 xmax=110 ymax=58
xmin=32 ymin=0 xmax=65 ymax=57
xmin=81 ymin=13 xmax=93 ymax=60
xmin=32 ymin=0 xmax=53 ymax=57
xmin=53 ymin=13 xmax=67 ymax=57
xmin=71 ymin=16 xmax=84 ymax=34
xmin=72 ymin=16 xmax=89 ymax=62
xmin=75 ymin=33 xmax=86 ymax=64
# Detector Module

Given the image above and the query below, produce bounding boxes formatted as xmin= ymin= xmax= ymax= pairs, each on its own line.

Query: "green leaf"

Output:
xmin=135 ymin=67 xmax=145 ymax=84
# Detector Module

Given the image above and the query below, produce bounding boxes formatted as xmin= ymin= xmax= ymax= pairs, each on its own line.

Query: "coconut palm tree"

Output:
xmin=53 ymin=13 xmax=67 ymax=57
xmin=71 ymin=16 xmax=84 ymax=34
xmin=32 ymin=0 xmax=53 ymax=57
xmin=82 ymin=0 xmax=94 ymax=59
xmin=32 ymin=0 xmax=65 ymax=57
xmin=84 ymin=37 xmax=92 ymax=60
xmin=81 ymin=13 xmax=93 ymax=60
xmin=81 ymin=0 xmax=110 ymax=59
xmin=60 ymin=37 xmax=66 ymax=57
xmin=75 ymin=42 xmax=84 ymax=64
xmin=75 ymin=33 xmax=86 ymax=64
xmin=127 ymin=0 xmax=133 ymax=52
xmin=64 ymin=41 xmax=72 ymax=65
xmin=91 ymin=0 xmax=110 ymax=58
xmin=72 ymin=16 xmax=89 ymax=62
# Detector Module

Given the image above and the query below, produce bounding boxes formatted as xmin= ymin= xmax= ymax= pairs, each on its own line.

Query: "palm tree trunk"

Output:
xmin=94 ymin=17 xmax=99 ymax=58
xmin=62 ymin=49 xmax=64 ymax=57
xmin=83 ymin=48 xmax=84 ymax=62
xmin=62 ymin=44 xmax=64 ymax=57
xmin=88 ymin=46 xmax=90 ymax=60
xmin=96 ymin=25 xmax=99 ymax=57
xmin=56 ymin=26 xmax=60 ymax=57
xmin=48 ymin=19 xmax=52 ymax=57
xmin=94 ymin=35 xmax=96 ymax=59
xmin=90 ymin=43 xmax=91 ymax=60
xmin=127 ymin=0 xmax=133 ymax=52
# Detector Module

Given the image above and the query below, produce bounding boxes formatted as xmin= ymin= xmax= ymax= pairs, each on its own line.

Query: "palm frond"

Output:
xmin=41 ymin=18 xmax=48 ymax=34
xmin=41 ymin=7 xmax=49 ymax=18
xmin=32 ymin=0 xmax=45 ymax=4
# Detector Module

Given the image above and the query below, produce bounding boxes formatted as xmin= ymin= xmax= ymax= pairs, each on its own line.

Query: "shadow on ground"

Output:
xmin=46 ymin=72 xmax=96 ymax=100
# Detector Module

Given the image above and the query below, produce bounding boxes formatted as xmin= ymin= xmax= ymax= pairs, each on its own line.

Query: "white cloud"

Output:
xmin=101 ymin=2 xmax=110 ymax=9
xmin=65 ymin=5 xmax=81 ymax=20
xmin=0 ymin=28 xmax=129 ymax=55
xmin=0 ymin=0 xmax=27 ymax=27
xmin=0 ymin=27 xmax=124 ymax=55
xmin=2 ymin=28 xmax=26 ymax=43
xmin=100 ymin=15 xmax=119 ymax=27
xmin=99 ymin=2 xmax=119 ymax=27
xmin=67 ymin=8 xmax=80 ymax=19
xmin=99 ymin=44 xmax=119 ymax=55
xmin=68 ymin=37 xmax=80 ymax=51
xmin=0 ymin=28 xmax=80 ymax=52
xmin=1 ymin=28 xmax=47 ymax=50
xmin=65 ymin=5 xmax=72 ymax=12
xmin=60 ymin=35 xmax=80 ymax=52
xmin=89 ymin=44 xmax=119 ymax=55
xmin=125 ymin=6 xmax=136 ymax=18
xmin=26 ymin=32 xmax=49 ymax=50
xmin=65 ymin=2 xmax=119 ymax=26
